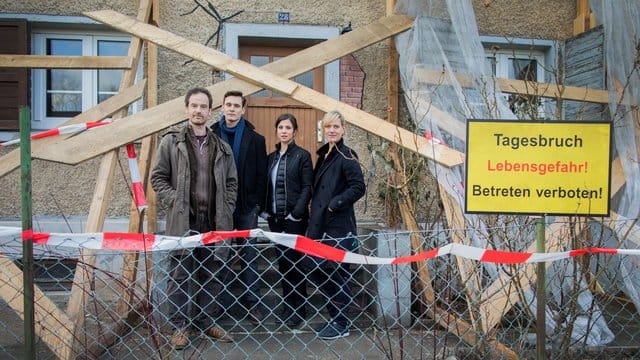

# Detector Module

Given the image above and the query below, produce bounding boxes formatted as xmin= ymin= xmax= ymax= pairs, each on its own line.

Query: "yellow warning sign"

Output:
xmin=465 ymin=120 xmax=611 ymax=215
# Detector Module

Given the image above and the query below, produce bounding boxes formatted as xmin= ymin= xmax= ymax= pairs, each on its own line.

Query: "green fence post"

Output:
xmin=20 ymin=106 xmax=35 ymax=359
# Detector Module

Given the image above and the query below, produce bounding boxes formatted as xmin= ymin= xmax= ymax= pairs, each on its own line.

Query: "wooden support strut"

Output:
xmin=0 ymin=55 xmax=133 ymax=69
xmin=13 ymin=13 xmax=415 ymax=167
xmin=0 ymin=10 xmax=417 ymax=358
xmin=113 ymin=0 xmax=161 ymax=353
xmin=0 ymin=79 xmax=144 ymax=359
xmin=0 ymin=256 xmax=75 ymax=359
xmin=61 ymin=1 xmax=153 ymax=359
xmin=0 ymin=80 xmax=146 ymax=178
xmin=414 ymin=68 xmax=610 ymax=104
xmin=55 ymin=11 xmax=464 ymax=168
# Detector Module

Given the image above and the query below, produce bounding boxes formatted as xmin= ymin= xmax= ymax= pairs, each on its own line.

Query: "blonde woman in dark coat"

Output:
xmin=305 ymin=110 xmax=365 ymax=340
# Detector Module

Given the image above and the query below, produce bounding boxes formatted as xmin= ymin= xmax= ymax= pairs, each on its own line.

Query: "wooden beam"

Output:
xmin=611 ymin=156 xmax=624 ymax=196
xmin=58 ymin=11 xmax=462 ymax=167
xmin=477 ymin=219 xmax=576 ymax=333
xmin=0 ymin=55 xmax=133 ymax=69
xmin=440 ymin=186 xmax=484 ymax=323
xmin=415 ymin=68 xmax=610 ymax=104
xmin=0 ymin=80 xmax=145 ymax=178
xmin=116 ymin=0 xmax=161 ymax=325
xmin=0 ymin=256 xmax=74 ymax=359
xmin=26 ymin=13 xmax=415 ymax=166
xmin=405 ymin=90 xmax=466 ymax=140
xmin=62 ymin=2 xmax=152 ymax=358
xmin=88 ymin=12 xmax=301 ymax=95
xmin=606 ymin=211 xmax=640 ymax=247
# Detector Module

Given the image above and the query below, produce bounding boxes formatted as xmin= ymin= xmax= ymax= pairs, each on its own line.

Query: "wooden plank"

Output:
xmin=116 ymin=0 xmax=160 ymax=320
xmin=0 ymin=256 xmax=74 ymax=359
xmin=0 ymin=55 xmax=133 ymax=69
xmin=440 ymin=186 xmax=484 ymax=324
xmin=395 ymin=185 xmax=516 ymax=358
xmin=85 ymin=11 xmax=297 ymax=95
xmin=477 ymin=219 xmax=574 ymax=333
xmin=573 ymin=12 xmax=587 ymax=35
xmin=611 ymin=157 xmax=624 ymax=195
xmin=0 ymin=80 xmax=145 ymax=178
xmin=406 ymin=91 xmax=466 ymax=140
xmin=116 ymin=137 xmax=156 ymax=321
xmin=29 ymin=13 xmax=415 ymax=166
xmin=144 ymin=0 xmax=160 ymax=238
xmin=606 ymin=211 xmax=640 ymax=247
xmin=58 ymin=11 xmax=462 ymax=167
xmin=112 ymin=0 xmax=159 ymax=320
xmin=415 ymin=68 xmax=610 ymax=104
xmin=62 ymin=2 xmax=152 ymax=358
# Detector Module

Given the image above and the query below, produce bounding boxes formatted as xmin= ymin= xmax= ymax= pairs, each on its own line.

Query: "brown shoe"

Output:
xmin=170 ymin=329 xmax=189 ymax=350
xmin=206 ymin=325 xmax=233 ymax=343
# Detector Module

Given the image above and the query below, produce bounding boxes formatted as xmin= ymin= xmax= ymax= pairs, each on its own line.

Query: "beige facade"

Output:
xmin=0 ymin=0 xmax=577 ymax=224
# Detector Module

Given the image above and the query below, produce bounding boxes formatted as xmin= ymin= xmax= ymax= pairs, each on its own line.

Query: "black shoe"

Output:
xmin=317 ymin=321 xmax=349 ymax=340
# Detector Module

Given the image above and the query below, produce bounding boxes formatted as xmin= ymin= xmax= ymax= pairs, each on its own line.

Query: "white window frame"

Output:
xmin=31 ymin=30 xmax=140 ymax=130
xmin=482 ymin=36 xmax=556 ymax=119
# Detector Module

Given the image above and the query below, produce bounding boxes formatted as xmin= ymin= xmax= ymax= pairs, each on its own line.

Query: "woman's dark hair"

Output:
xmin=275 ymin=113 xmax=298 ymax=130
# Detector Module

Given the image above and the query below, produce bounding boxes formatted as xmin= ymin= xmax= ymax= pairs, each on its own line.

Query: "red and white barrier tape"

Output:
xmin=126 ymin=144 xmax=147 ymax=212
xmin=424 ymin=130 xmax=445 ymax=146
xmin=0 ymin=121 xmax=110 ymax=147
xmin=2 ymin=226 xmax=639 ymax=265
xmin=0 ymin=119 xmax=146 ymax=212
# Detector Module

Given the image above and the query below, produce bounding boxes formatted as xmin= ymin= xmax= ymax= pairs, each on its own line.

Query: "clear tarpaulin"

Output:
xmin=394 ymin=0 xmax=640 ymax=347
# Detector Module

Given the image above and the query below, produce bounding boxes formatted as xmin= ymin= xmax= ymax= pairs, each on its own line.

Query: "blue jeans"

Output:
xmin=232 ymin=208 xmax=261 ymax=306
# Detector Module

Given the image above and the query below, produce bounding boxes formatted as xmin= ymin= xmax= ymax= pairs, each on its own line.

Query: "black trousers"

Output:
xmin=268 ymin=215 xmax=309 ymax=319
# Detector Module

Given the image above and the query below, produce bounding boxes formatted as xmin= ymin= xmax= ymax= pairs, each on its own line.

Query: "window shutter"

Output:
xmin=563 ymin=25 xmax=609 ymax=122
xmin=0 ymin=20 xmax=28 ymax=131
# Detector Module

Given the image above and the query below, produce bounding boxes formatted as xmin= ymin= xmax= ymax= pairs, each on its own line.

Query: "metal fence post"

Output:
xmin=536 ymin=216 xmax=546 ymax=360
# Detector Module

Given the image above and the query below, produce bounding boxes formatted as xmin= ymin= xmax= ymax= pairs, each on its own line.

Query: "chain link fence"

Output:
xmin=1 ymin=217 xmax=639 ymax=359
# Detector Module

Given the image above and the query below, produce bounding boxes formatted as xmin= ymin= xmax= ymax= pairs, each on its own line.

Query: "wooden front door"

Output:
xmin=239 ymin=45 xmax=324 ymax=161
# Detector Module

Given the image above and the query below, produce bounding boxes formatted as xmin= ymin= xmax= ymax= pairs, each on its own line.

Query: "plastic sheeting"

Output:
xmin=392 ymin=0 xmax=640 ymax=346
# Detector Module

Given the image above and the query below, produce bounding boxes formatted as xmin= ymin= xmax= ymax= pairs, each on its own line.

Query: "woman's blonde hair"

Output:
xmin=320 ymin=110 xmax=346 ymax=128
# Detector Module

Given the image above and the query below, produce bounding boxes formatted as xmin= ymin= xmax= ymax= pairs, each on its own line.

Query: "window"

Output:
xmin=248 ymin=54 xmax=315 ymax=98
xmin=32 ymin=31 xmax=134 ymax=130
xmin=483 ymin=38 xmax=554 ymax=120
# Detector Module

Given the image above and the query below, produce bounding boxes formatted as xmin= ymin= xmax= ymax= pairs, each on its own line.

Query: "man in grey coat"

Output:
xmin=151 ymin=87 xmax=238 ymax=349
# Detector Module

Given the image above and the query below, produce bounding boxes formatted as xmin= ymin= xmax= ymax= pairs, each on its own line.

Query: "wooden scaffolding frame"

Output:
xmin=0 ymin=1 xmax=633 ymax=359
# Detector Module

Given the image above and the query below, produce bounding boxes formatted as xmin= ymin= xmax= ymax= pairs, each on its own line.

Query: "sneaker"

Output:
xmin=317 ymin=321 xmax=350 ymax=340
xmin=206 ymin=325 xmax=233 ymax=343
xmin=170 ymin=329 xmax=189 ymax=350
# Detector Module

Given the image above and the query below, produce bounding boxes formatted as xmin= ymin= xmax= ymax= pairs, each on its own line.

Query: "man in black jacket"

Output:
xmin=211 ymin=90 xmax=268 ymax=325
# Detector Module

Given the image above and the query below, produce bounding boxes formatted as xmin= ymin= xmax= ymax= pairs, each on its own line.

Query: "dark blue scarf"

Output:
xmin=219 ymin=116 xmax=245 ymax=170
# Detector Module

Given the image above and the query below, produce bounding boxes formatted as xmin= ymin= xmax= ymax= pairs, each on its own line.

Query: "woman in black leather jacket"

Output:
xmin=263 ymin=113 xmax=313 ymax=327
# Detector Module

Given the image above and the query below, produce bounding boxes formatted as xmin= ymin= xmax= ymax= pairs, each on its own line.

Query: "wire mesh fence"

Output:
xmin=0 ymin=217 xmax=639 ymax=359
